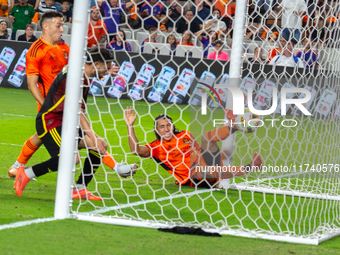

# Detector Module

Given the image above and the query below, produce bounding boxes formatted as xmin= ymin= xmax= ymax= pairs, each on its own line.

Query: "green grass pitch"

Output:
xmin=1 ymin=87 xmax=340 ymax=255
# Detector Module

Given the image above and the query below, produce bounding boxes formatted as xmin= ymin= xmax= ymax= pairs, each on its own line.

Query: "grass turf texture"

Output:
xmin=1 ymin=87 xmax=340 ymax=254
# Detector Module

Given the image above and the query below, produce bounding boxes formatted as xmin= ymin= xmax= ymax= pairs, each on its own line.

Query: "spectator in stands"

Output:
xmin=277 ymin=0 xmax=307 ymax=42
xmin=198 ymin=29 xmax=218 ymax=58
xmin=267 ymin=36 xmax=287 ymax=62
xmin=296 ymin=38 xmax=318 ymax=69
xmin=0 ymin=0 xmax=8 ymax=17
xmin=87 ymin=7 xmax=107 ymax=48
xmin=168 ymin=0 xmax=182 ymax=23
xmin=9 ymin=0 xmax=35 ymax=40
xmin=207 ymin=40 xmax=229 ymax=60
xmin=17 ymin=23 xmax=37 ymax=41
xmin=10 ymin=0 xmax=40 ymax=13
xmin=38 ymin=0 xmax=57 ymax=16
xmin=180 ymin=30 xmax=194 ymax=46
xmin=107 ymin=30 xmax=131 ymax=51
xmin=248 ymin=47 xmax=265 ymax=63
xmin=190 ymin=0 xmax=210 ymax=25
xmin=176 ymin=10 xmax=200 ymax=34
xmin=61 ymin=0 xmax=71 ymax=23
xmin=166 ymin=34 xmax=177 ymax=52
xmin=97 ymin=0 xmax=134 ymax=41
xmin=139 ymin=0 xmax=163 ymax=30
xmin=141 ymin=26 xmax=159 ymax=52
xmin=213 ymin=0 xmax=234 ymax=37
xmin=309 ymin=16 xmax=326 ymax=46
xmin=159 ymin=11 xmax=173 ymax=32
xmin=0 ymin=19 xmax=9 ymax=39
xmin=269 ymin=40 xmax=305 ymax=68
xmin=204 ymin=9 xmax=227 ymax=35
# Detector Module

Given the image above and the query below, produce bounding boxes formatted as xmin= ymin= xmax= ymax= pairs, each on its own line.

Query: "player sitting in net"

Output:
xmin=124 ymin=107 xmax=262 ymax=188
xmin=15 ymin=49 xmax=137 ymax=200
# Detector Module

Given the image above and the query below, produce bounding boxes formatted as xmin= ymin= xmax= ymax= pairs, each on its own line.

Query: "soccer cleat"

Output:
xmin=15 ymin=166 xmax=31 ymax=196
xmin=72 ymin=189 xmax=102 ymax=201
xmin=8 ymin=166 xmax=17 ymax=178
xmin=114 ymin=162 xmax=138 ymax=178
xmin=250 ymin=152 xmax=262 ymax=171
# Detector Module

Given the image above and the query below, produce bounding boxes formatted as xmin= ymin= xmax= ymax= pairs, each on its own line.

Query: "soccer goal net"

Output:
xmin=58 ymin=0 xmax=340 ymax=245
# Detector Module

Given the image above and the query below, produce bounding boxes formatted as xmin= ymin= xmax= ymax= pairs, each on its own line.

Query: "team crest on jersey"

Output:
xmin=25 ymin=10 xmax=29 ymax=15
xmin=63 ymin=52 xmax=68 ymax=59
xmin=182 ymin=138 xmax=190 ymax=144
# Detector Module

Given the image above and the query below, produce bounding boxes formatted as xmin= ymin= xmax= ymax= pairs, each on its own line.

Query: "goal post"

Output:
xmin=54 ymin=0 xmax=340 ymax=245
xmin=54 ymin=0 xmax=89 ymax=219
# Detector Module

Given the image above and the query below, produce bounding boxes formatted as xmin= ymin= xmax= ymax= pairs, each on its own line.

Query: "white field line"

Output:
xmin=0 ymin=217 xmax=56 ymax=231
xmin=1 ymin=113 xmax=35 ymax=118
xmin=86 ymin=188 xmax=220 ymax=215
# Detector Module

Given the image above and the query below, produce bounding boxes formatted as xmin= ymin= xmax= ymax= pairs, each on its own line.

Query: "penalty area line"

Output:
xmin=0 ymin=217 xmax=56 ymax=232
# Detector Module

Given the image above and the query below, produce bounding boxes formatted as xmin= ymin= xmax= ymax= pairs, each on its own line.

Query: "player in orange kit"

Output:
xmin=124 ymin=107 xmax=262 ymax=188
xmin=9 ymin=12 xmax=133 ymax=192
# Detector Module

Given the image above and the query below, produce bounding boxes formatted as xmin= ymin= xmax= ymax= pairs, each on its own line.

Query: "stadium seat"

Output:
xmin=7 ymin=28 xmax=12 ymax=39
xmin=62 ymin=25 xmax=69 ymax=35
xmin=126 ymin=39 xmax=140 ymax=53
xmin=143 ymin=42 xmax=170 ymax=55
xmin=15 ymin=30 xmax=25 ymax=41
xmin=31 ymin=22 xmax=37 ymax=31
xmin=136 ymin=31 xmax=165 ymax=45
xmin=35 ymin=31 xmax=42 ymax=39
xmin=123 ymin=30 xmax=132 ymax=39
xmin=62 ymin=34 xmax=71 ymax=45
xmin=175 ymin=45 xmax=203 ymax=58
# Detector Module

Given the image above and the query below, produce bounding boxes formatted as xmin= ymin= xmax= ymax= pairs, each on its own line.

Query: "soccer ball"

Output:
xmin=234 ymin=109 xmax=261 ymax=133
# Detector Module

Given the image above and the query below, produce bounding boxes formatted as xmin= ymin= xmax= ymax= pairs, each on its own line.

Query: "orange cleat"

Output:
xmin=8 ymin=166 xmax=17 ymax=178
xmin=250 ymin=153 xmax=262 ymax=171
xmin=15 ymin=166 xmax=30 ymax=196
xmin=72 ymin=189 xmax=102 ymax=201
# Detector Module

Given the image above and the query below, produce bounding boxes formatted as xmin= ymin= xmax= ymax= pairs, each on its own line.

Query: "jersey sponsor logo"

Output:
xmin=182 ymin=138 xmax=190 ymax=144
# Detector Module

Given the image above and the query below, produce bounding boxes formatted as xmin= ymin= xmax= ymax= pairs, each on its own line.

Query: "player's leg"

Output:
xmin=8 ymin=133 xmax=42 ymax=178
xmin=15 ymin=127 xmax=61 ymax=196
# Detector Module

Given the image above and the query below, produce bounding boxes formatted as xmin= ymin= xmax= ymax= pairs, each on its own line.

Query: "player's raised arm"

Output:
xmin=124 ymin=106 xmax=150 ymax=157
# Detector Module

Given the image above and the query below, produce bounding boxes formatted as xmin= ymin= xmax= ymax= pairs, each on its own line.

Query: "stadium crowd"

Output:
xmin=0 ymin=0 xmax=339 ymax=68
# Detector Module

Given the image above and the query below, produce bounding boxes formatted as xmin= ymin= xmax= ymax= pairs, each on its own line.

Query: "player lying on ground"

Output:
xmin=8 ymin=11 xmax=121 ymax=179
xmin=124 ymin=107 xmax=262 ymax=188
xmin=15 ymin=49 xmax=137 ymax=200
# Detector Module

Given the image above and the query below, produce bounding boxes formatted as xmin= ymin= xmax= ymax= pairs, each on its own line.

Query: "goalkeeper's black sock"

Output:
xmin=32 ymin=156 xmax=59 ymax=177
xmin=76 ymin=150 xmax=101 ymax=187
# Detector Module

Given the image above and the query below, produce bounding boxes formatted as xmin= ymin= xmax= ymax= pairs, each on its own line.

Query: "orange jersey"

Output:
xmin=26 ymin=38 xmax=69 ymax=110
xmin=87 ymin=19 xmax=107 ymax=48
xmin=145 ymin=131 xmax=203 ymax=185
xmin=267 ymin=48 xmax=280 ymax=62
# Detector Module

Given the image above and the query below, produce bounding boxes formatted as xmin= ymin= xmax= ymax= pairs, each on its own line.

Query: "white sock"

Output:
xmin=12 ymin=160 xmax=25 ymax=169
xmin=25 ymin=167 xmax=36 ymax=179
xmin=74 ymin=184 xmax=86 ymax=191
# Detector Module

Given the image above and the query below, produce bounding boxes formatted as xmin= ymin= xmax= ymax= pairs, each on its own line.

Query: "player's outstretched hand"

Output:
xmin=124 ymin=106 xmax=137 ymax=127
xmin=97 ymin=138 xmax=108 ymax=155
xmin=109 ymin=64 xmax=119 ymax=76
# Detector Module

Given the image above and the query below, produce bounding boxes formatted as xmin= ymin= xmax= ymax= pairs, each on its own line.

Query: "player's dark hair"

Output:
xmin=154 ymin=114 xmax=181 ymax=141
xmin=40 ymin=11 xmax=63 ymax=28
xmin=185 ymin=10 xmax=193 ymax=15
xmin=85 ymin=48 xmax=113 ymax=65
xmin=62 ymin=0 xmax=70 ymax=3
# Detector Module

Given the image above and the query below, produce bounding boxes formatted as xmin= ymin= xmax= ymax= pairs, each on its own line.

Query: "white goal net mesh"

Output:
xmin=69 ymin=0 xmax=340 ymax=244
